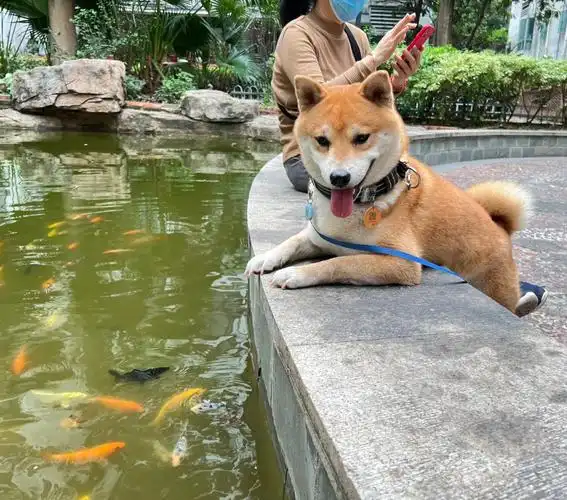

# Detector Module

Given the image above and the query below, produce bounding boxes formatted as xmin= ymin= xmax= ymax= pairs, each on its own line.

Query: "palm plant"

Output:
xmin=199 ymin=0 xmax=262 ymax=91
xmin=140 ymin=0 xmax=204 ymax=91
xmin=0 ymin=0 xmax=50 ymax=52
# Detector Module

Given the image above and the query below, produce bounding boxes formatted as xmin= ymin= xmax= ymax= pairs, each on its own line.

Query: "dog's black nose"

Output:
xmin=330 ymin=170 xmax=351 ymax=188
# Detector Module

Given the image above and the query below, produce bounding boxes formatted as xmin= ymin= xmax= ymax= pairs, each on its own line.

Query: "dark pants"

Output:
xmin=283 ymin=155 xmax=309 ymax=193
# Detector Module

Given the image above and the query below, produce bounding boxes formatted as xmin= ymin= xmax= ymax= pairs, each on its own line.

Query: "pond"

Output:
xmin=0 ymin=132 xmax=283 ymax=500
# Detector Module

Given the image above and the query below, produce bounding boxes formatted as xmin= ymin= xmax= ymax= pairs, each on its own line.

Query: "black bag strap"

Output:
xmin=344 ymin=24 xmax=362 ymax=62
xmin=278 ymin=102 xmax=298 ymax=121
xmin=278 ymin=24 xmax=363 ymax=121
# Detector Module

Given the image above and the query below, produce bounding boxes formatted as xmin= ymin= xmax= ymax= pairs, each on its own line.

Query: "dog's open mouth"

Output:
xmin=328 ymin=161 xmax=375 ymax=218
xmin=330 ymin=188 xmax=355 ymax=218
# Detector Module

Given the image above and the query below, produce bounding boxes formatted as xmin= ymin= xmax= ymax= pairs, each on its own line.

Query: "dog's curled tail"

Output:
xmin=466 ymin=181 xmax=532 ymax=235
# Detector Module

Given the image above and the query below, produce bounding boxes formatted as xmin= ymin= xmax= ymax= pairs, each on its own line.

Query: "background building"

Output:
xmin=508 ymin=0 xmax=567 ymax=58
xmin=360 ymin=0 xmax=433 ymax=35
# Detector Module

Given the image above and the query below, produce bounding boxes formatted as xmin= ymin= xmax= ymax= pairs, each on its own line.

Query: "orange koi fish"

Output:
xmin=69 ymin=213 xmax=89 ymax=221
xmin=67 ymin=242 xmax=79 ymax=251
xmin=11 ymin=345 xmax=27 ymax=375
xmin=129 ymin=235 xmax=164 ymax=246
xmin=91 ymin=396 xmax=144 ymax=413
xmin=152 ymin=387 xmax=206 ymax=425
xmin=123 ymin=229 xmax=144 ymax=236
xmin=103 ymin=249 xmax=134 ymax=255
xmin=44 ymin=441 xmax=125 ymax=464
xmin=42 ymin=277 xmax=55 ymax=292
xmin=48 ymin=221 xmax=67 ymax=230
xmin=90 ymin=216 xmax=104 ymax=224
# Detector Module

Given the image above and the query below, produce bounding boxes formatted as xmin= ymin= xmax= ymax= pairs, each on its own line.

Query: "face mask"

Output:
xmin=329 ymin=0 xmax=367 ymax=22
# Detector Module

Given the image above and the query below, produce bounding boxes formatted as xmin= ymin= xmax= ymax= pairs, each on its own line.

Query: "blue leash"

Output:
xmin=310 ymin=223 xmax=464 ymax=280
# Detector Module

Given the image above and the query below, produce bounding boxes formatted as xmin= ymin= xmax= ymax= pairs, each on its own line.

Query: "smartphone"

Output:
xmin=407 ymin=24 xmax=436 ymax=52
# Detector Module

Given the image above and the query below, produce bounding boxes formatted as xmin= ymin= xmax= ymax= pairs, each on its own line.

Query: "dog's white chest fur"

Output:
xmin=306 ymin=183 xmax=405 ymax=256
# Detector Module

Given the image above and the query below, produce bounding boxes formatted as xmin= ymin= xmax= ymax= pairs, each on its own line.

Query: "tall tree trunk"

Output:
xmin=436 ymin=0 xmax=455 ymax=45
xmin=49 ymin=0 xmax=77 ymax=64
xmin=465 ymin=0 xmax=492 ymax=49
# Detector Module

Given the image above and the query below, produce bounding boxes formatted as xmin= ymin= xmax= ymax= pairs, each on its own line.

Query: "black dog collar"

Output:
xmin=310 ymin=161 xmax=410 ymax=204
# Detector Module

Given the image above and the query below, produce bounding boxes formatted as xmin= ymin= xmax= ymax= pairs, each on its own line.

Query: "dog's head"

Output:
xmin=293 ymin=70 xmax=407 ymax=217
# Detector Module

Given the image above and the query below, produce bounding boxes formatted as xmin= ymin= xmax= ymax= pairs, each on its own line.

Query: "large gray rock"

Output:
xmin=12 ymin=59 xmax=126 ymax=114
xmin=180 ymin=90 xmax=259 ymax=123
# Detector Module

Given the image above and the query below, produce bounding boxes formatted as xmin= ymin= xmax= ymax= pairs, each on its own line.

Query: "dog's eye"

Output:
xmin=315 ymin=136 xmax=330 ymax=147
xmin=353 ymin=134 xmax=370 ymax=145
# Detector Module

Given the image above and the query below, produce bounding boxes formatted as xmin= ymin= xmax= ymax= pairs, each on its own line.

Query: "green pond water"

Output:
xmin=0 ymin=133 xmax=283 ymax=499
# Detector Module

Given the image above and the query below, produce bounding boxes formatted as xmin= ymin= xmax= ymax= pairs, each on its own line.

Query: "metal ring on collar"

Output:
xmin=404 ymin=166 xmax=421 ymax=190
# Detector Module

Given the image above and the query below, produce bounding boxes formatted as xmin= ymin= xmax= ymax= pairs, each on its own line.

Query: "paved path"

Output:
xmin=439 ymin=157 xmax=567 ymax=341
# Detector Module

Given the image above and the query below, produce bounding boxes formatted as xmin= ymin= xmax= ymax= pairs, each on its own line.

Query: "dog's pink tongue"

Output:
xmin=330 ymin=189 xmax=354 ymax=218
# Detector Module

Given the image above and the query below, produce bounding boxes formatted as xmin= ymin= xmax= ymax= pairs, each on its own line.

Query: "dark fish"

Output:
xmin=108 ymin=367 xmax=170 ymax=383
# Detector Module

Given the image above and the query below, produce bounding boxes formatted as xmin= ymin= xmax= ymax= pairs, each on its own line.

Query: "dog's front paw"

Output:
xmin=245 ymin=251 xmax=283 ymax=276
xmin=271 ymin=267 xmax=316 ymax=289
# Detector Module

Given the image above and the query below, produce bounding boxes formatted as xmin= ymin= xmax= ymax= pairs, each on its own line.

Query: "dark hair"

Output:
xmin=280 ymin=0 xmax=316 ymax=27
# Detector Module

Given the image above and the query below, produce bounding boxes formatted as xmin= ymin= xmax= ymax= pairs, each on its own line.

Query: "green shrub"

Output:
xmin=125 ymin=75 xmax=145 ymax=100
xmin=154 ymin=71 xmax=195 ymax=103
xmin=396 ymin=46 xmax=567 ymax=127
xmin=0 ymin=73 xmax=12 ymax=96
xmin=0 ymin=55 xmax=46 ymax=96
xmin=15 ymin=54 xmax=47 ymax=71
xmin=193 ymin=49 xmax=262 ymax=92
xmin=261 ymin=53 xmax=275 ymax=107
xmin=73 ymin=4 xmax=144 ymax=61
xmin=0 ymin=51 xmax=47 ymax=80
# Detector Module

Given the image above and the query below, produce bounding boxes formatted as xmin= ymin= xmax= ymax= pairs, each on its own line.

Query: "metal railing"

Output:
xmin=229 ymin=85 xmax=264 ymax=101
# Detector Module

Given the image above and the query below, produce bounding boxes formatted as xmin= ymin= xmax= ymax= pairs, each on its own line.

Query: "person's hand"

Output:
xmin=390 ymin=46 xmax=423 ymax=93
xmin=372 ymin=13 xmax=417 ymax=66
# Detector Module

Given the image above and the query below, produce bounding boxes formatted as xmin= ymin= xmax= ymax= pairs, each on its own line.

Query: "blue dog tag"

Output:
xmin=305 ymin=201 xmax=314 ymax=220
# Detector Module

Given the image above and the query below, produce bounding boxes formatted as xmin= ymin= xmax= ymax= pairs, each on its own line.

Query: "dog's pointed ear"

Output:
xmin=360 ymin=70 xmax=393 ymax=107
xmin=294 ymin=75 xmax=327 ymax=113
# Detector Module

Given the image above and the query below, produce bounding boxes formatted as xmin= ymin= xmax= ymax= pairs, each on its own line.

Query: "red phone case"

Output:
xmin=407 ymin=24 xmax=436 ymax=52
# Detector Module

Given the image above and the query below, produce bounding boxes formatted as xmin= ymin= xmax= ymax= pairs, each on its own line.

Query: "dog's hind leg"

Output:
xmin=271 ymin=254 xmax=422 ymax=289
xmin=245 ymin=227 xmax=325 ymax=276
xmin=466 ymin=256 xmax=521 ymax=315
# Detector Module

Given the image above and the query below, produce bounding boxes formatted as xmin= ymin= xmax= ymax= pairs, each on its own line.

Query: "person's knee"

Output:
xmin=284 ymin=157 xmax=309 ymax=193
xmin=289 ymin=173 xmax=309 ymax=193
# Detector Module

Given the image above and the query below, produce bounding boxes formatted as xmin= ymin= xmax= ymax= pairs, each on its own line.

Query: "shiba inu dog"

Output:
xmin=246 ymin=70 xmax=531 ymax=316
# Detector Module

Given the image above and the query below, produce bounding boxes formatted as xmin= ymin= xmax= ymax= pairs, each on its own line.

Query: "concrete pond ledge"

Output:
xmin=247 ymin=155 xmax=567 ymax=499
xmin=407 ymin=128 xmax=567 ymax=166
